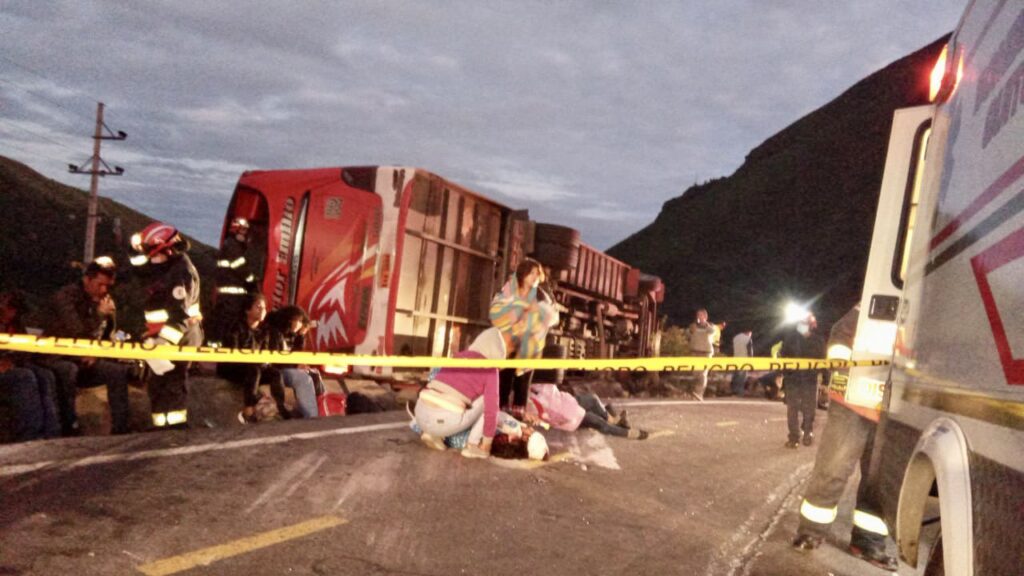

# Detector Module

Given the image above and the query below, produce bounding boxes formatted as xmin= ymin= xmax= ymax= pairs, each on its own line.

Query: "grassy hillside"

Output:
xmin=609 ymin=36 xmax=948 ymax=349
xmin=0 ymin=156 xmax=216 ymax=335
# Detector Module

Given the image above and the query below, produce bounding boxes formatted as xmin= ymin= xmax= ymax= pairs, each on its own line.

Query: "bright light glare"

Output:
xmin=783 ymin=301 xmax=810 ymax=324
xmin=930 ymin=44 xmax=949 ymax=102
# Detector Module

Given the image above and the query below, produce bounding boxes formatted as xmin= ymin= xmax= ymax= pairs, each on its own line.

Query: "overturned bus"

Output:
xmin=220 ymin=166 xmax=664 ymax=376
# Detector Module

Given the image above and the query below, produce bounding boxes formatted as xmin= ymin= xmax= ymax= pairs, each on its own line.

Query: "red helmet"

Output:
xmin=134 ymin=222 xmax=180 ymax=257
xmin=228 ymin=217 xmax=250 ymax=235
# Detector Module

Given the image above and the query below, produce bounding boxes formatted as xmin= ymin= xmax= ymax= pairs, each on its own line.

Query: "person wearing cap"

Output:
xmin=131 ymin=222 xmax=203 ymax=430
xmin=41 ymin=256 xmax=135 ymax=435
xmin=207 ymin=217 xmax=258 ymax=347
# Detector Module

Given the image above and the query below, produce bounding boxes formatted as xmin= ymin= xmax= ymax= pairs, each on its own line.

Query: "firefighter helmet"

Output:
xmin=136 ymin=222 xmax=181 ymax=257
xmin=228 ymin=217 xmax=250 ymax=235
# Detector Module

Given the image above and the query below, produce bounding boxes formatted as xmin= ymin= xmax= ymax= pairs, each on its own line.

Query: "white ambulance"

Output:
xmin=844 ymin=1 xmax=1024 ymax=574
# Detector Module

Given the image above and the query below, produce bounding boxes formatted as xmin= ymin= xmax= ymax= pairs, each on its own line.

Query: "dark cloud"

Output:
xmin=0 ymin=1 xmax=962 ymax=249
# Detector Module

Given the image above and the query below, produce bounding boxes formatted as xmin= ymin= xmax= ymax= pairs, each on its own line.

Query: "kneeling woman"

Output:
xmin=413 ymin=327 xmax=512 ymax=459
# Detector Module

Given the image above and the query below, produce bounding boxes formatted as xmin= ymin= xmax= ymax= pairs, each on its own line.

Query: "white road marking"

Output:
xmin=246 ymin=453 xmax=327 ymax=514
xmin=704 ymin=461 xmax=814 ymax=576
xmin=620 ymin=400 xmax=785 ymax=407
xmin=0 ymin=421 xmax=408 ymax=479
xmin=331 ymin=452 xmax=403 ymax=511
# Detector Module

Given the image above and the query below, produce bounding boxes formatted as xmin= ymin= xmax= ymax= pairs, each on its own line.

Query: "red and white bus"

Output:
xmin=221 ymin=166 xmax=663 ymax=374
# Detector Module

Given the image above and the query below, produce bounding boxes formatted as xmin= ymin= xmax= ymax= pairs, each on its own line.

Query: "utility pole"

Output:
xmin=69 ymin=102 xmax=126 ymax=263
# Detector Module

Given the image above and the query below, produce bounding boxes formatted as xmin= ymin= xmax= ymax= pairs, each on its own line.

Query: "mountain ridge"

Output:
xmin=608 ymin=35 xmax=949 ymax=348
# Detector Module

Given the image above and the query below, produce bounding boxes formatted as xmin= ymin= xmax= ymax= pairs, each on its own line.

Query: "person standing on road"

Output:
xmin=791 ymin=304 xmax=898 ymax=571
xmin=207 ymin=217 xmax=258 ymax=347
xmin=685 ymin=308 xmax=718 ymax=401
xmin=780 ymin=311 xmax=825 ymax=448
xmin=489 ymin=258 xmax=557 ymax=419
xmin=131 ymin=222 xmax=203 ymax=430
xmin=729 ymin=328 xmax=754 ymax=396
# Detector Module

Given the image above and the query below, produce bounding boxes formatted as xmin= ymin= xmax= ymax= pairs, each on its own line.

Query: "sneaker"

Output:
xmin=802 ymin=432 xmax=815 ymax=446
xmin=792 ymin=534 xmax=823 ymax=552
xmin=420 ymin=433 xmax=447 ymax=451
xmin=617 ymin=409 xmax=631 ymax=429
xmin=627 ymin=428 xmax=649 ymax=440
xmin=237 ymin=411 xmax=256 ymax=425
xmin=785 ymin=440 xmax=800 ymax=449
xmin=849 ymin=544 xmax=899 ymax=572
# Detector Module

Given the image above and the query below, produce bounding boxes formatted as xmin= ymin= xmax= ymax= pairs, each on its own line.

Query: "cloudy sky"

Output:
xmin=1 ymin=1 xmax=964 ymax=250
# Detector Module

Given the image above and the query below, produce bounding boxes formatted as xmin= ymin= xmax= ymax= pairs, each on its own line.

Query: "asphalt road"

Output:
xmin=0 ymin=398 xmax=915 ymax=575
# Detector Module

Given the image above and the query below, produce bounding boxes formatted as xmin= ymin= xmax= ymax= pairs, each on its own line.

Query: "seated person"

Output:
xmin=40 ymin=258 xmax=134 ymax=435
xmin=264 ymin=306 xmax=319 ymax=419
xmin=1 ymin=290 xmax=60 ymax=441
xmin=216 ymin=292 xmax=284 ymax=423
xmin=527 ymin=383 xmax=648 ymax=440
xmin=413 ymin=327 xmax=513 ymax=459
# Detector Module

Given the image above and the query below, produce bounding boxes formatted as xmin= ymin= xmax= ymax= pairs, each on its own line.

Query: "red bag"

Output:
xmin=317 ymin=392 xmax=347 ymax=417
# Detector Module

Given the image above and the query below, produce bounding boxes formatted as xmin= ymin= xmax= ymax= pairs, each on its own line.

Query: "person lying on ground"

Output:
xmin=526 ymin=383 xmax=649 ymax=440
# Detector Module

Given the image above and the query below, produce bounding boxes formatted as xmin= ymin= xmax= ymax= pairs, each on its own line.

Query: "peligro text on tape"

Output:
xmin=0 ymin=333 xmax=889 ymax=372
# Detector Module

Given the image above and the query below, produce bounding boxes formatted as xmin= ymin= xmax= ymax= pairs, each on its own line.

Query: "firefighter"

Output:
xmin=791 ymin=304 xmax=898 ymax=571
xmin=131 ymin=222 xmax=203 ymax=430
xmin=207 ymin=217 xmax=257 ymax=347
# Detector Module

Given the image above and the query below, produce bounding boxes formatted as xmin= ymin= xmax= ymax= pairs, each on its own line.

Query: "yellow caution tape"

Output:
xmin=0 ymin=333 xmax=888 ymax=372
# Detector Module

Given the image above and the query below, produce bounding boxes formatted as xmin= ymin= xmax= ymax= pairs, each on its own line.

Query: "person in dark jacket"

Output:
xmin=265 ymin=305 xmax=319 ymax=419
xmin=1 ymin=290 xmax=60 ymax=441
xmin=131 ymin=222 xmax=203 ymax=430
xmin=41 ymin=257 xmax=135 ymax=435
xmin=216 ymin=292 xmax=282 ymax=423
xmin=781 ymin=311 xmax=826 ymax=448
xmin=207 ymin=217 xmax=258 ymax=347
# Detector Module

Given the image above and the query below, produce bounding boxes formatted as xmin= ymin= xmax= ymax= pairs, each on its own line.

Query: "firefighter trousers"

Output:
xmin=797 ymin=402 xmax=888 ymax=548
xmin=148 ymin=361 xmax=190 ymax=416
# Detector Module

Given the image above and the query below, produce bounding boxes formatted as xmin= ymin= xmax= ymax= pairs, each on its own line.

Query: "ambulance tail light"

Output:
xmin=929 ymin=44 xmax=963 ymax=103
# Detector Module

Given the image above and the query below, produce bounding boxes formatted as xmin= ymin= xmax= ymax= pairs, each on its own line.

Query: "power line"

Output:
xmin=0 ymin=68 xmax=97 ymax=126
xmin=0 ymin=118 xmax=82 ymax=154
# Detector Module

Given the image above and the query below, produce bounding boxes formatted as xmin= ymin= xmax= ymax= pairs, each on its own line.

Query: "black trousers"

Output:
xmin=498 ymin=369 xmax=533 ymax=412
xmin=785 ymin=381 xmax=818 ymax=441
